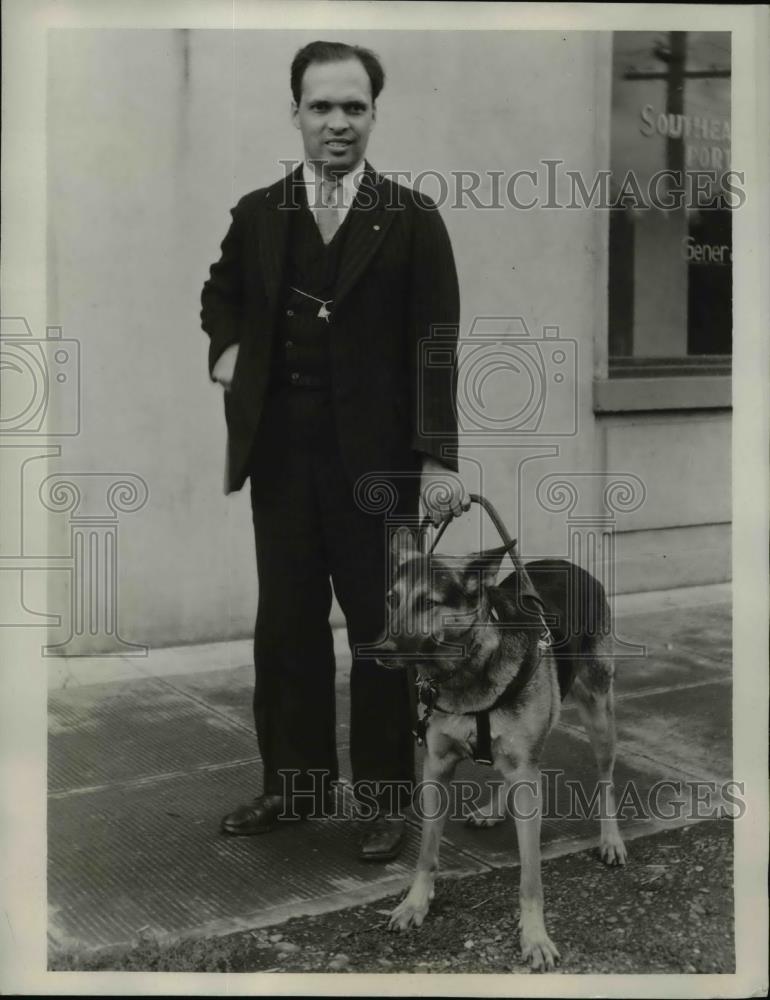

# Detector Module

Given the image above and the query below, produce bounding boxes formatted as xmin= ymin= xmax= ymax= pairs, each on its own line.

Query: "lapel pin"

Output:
xmin=373 ymin=224 xmax=380 ymax=231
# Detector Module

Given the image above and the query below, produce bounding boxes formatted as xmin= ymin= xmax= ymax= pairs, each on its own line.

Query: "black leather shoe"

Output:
xmin=359 ymin=815 xmax=407 ymax=862
xmin=220 ymin=793 xmax=288 ymax=836
xmin=220 ymin=790 xmax=336 ymax=835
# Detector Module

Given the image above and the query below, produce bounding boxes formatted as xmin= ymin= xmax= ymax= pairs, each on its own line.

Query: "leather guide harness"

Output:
xmin=413 ymin=494 xmax=553 ymax=765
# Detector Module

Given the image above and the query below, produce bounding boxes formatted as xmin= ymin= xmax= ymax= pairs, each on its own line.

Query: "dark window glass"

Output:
xmin=608 ymin=31 xmax=732 ymax=377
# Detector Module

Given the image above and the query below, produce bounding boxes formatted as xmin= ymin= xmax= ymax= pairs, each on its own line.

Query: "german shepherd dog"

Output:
xmin=377 ymin=529 xmax=627 ymax=971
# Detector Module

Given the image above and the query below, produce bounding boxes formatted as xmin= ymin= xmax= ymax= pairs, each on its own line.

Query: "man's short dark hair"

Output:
xmin=290 ymin=41 xmax=385 ymax=104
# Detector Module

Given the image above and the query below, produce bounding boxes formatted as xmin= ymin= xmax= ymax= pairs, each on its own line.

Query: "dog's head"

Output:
xmin=375 ymin=526 xmax=520 ymax=678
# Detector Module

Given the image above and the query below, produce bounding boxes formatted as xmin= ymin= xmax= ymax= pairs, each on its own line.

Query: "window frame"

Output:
xmin=595 ymin=30 xmax=733 ymax=416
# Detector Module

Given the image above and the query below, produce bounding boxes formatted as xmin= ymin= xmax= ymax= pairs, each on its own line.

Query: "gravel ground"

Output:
xmin=51 ymin=819 xmax=734 ymax=974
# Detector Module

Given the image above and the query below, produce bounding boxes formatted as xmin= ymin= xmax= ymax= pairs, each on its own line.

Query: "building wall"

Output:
xmin=45 ymin=29 xmax=730 ymax=653
xmin=599 ymin=411 xmax=731 ymax=588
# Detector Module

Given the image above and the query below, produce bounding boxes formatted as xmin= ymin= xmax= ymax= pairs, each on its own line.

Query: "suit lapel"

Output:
xmin=257 ymin=162 xmax=395 ymax=315
xmin=333 ymin=165 xmax=396 ymax=312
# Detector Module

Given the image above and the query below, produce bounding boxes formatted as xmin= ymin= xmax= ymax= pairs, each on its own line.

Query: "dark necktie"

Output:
xmin=316 ymin=177 xmax=342 ymax=245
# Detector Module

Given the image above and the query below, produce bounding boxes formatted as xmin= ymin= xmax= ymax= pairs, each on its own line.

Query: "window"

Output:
xmin=607 ymin=31 xmax=732 ymax=384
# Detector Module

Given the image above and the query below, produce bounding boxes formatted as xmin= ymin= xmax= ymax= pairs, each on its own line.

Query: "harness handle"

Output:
xmin=419 ymin=492 xmax=549 ymax=626
xmin=420 ymin=493 xmax=517 ymax=564
xmin=414 ymin=494 xmax=552 ymax=759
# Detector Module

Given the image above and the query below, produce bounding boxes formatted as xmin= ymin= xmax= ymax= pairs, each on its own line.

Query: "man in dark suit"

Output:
xmin=200 ymin=40 xmax=463 ymax=861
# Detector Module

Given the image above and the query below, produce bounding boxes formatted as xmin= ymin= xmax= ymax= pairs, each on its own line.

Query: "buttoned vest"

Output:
xmin=270 ymin=199 xmax=350 ymax=391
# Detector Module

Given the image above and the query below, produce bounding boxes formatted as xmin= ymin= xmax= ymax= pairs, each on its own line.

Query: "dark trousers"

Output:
xmin=249 ymin=386 xmax=419 ymax=810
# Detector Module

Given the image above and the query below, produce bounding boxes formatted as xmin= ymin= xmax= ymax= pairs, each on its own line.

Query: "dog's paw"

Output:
xmin=388 ymin=894 xmax=430 ymax=932
xmin=599 ymin=836 xmax=628 ymax=867
xmin=520 ymin=927 xmax=560 ymax=972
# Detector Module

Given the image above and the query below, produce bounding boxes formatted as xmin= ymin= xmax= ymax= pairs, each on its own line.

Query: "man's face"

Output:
xmin=292 ymin=58 xmax=376 ymax=176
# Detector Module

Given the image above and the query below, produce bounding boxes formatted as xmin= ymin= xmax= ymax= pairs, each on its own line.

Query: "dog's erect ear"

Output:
xmin=461 ymin=541 xmax=517 ymax=597
xmin=390 ymin=525 xmax=420 ymax=568
xmin=488 ymin=539 xmax=548 ymax=624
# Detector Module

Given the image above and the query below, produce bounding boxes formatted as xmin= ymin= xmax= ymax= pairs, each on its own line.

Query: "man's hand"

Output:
xmin=420 ymin=455 xmax=470 ymax=527
xmin=212 ymin=343 xmax=239 ymax=390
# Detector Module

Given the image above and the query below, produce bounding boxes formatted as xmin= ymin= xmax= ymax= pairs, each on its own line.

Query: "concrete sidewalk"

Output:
xmin=47 ymin=585 xmax=732 ymax=956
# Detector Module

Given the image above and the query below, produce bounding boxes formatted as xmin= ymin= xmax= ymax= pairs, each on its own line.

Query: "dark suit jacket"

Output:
xmin=200 ymin=162 xmax=459 ymax=494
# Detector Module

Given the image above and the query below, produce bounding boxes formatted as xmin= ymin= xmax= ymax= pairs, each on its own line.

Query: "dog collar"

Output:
xmin=412 ymin=624 xmax=552 ymax=765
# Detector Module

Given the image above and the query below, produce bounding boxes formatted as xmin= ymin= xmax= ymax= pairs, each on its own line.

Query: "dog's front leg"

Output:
xmin=388 ymin=750 xmax=455 ymax=932
xmin=505 ymin=765 xmax=560 ymax=971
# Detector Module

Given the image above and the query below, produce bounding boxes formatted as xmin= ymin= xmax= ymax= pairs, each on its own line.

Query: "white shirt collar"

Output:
xmin=302 ymin=159 xmax=365 ymax=211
